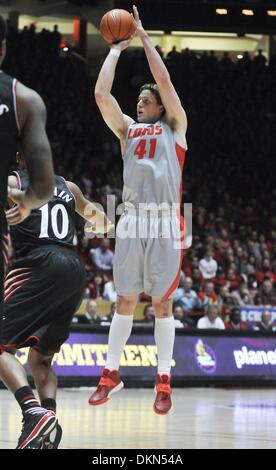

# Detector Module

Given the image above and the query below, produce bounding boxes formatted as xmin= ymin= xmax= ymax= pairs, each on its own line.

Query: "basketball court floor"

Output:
xmin=1 ymin=387 xmax=276 ymax=449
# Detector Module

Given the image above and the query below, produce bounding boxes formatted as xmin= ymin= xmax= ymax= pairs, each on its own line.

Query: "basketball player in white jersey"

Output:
xmin=89 ymin=5 xmax=187 ymax=414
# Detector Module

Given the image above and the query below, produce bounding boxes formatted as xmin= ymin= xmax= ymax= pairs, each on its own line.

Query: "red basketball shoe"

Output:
xmin=153 ymin=374 xmax=172 ymax=415
xmin=88 ymin=369 xmax=124 ymax=406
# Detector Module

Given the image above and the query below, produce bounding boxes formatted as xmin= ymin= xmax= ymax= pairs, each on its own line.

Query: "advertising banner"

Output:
xmin=240 ymin=306 xmax=276 ymax=322
xmin=16 ymin=332 xmax=276 ymax=378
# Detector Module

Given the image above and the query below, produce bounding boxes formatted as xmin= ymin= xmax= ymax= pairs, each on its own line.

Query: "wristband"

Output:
xmin=110 ymin=48 xmax=121 ymax=57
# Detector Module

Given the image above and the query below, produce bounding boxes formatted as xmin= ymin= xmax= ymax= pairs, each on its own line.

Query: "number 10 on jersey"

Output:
xmin=39 ymin=203 xmax=69 ymax=239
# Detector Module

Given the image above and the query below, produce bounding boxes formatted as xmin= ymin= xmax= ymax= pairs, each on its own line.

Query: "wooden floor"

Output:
xmin=1 ymin=387 xmax=276 ymax=449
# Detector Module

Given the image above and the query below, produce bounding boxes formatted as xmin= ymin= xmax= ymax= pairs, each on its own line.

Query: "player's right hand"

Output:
xmin=111 ymin=34 xmax=135 ymax=52
xmin=85 ymin=217 xmax=114 ymax=235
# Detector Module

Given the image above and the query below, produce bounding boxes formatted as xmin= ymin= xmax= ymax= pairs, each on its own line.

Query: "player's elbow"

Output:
xmin=157 ymin=71 xmax=171 ymax=86
xmin=33 ymin=178 xmax=54 ymax=205
xmin=41 ymin=181 xmax=54 ymax=201
xmin=94 ymin=88 xmax=108 ymax=105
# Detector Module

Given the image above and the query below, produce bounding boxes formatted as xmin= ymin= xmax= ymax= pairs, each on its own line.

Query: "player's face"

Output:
xmin=137 ymin=90 xmax=164 ymax=123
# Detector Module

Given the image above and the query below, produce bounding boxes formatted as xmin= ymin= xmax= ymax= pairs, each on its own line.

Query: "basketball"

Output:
xmin=100 ymin=9 xmax=136 ymax=44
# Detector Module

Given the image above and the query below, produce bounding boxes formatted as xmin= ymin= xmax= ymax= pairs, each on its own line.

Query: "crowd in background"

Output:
xmin=3 ymin=23 xmax=276 ymax=330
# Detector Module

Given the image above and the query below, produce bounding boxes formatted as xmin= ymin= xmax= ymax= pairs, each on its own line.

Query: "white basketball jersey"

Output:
xmin=122 ymin=119 xmax=186 ymax=208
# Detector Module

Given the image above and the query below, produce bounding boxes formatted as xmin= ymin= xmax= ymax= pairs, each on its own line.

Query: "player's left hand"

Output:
xmin=6 ymin=187 xmax=31 ymax=224
xmin=132 ymin=5 xmax=146 ymax=38
xmin=6 ymin=204 xmax=31 ymax=225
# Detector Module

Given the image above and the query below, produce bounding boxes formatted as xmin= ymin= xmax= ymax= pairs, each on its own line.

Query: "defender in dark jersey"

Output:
xmin=0 ymin=16 xmax=55 ymax=449
xmin=0 ymin=15 xmax=54 ymax=267
xmin=1 ymin=157 xmax=112 ymax=449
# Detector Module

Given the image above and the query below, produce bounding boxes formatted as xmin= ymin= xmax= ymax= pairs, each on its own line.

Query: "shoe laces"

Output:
xmin=20 ymin=413 xmax=30 ymax=428
xmin=99 ymin=376 xmax=116 ymax=388
xmin=18 ymin=414 xmax=30 ymax=440
xmin=156 ymin=383 xmax=171 ymax=396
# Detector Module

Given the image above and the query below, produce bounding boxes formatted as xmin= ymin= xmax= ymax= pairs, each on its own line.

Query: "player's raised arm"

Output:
xmin=94 ymin=38 xmax=135 ymax=145
xmin=66 ymin=181 xmax=113 ymax=234
xmin=15 ymin=82 xmax=55 ymax=209
xmin=132 ymin=5 xmax=187 ymax=133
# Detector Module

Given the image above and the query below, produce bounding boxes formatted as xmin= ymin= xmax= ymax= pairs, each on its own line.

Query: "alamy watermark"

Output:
xmin=84 ymin=195 xmax=192 ymax=250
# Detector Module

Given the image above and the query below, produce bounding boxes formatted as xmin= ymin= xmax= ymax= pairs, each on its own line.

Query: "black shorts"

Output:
xmin=1 ymin=245 xmax=86 ymax=355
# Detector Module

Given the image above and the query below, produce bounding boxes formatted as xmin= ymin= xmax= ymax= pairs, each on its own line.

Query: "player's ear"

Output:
xmin=159 ymin=104 xmax=165 ymax=116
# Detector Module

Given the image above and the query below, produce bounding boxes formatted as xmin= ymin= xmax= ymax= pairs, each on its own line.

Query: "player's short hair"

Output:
xmin=0 ymin=16 xmax=7 ymax=42
xmin=139 ymin=83 xmax=163 ymax=107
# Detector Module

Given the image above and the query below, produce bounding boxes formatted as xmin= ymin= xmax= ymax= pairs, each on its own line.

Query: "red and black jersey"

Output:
xmin=10 ymin=170 xmax=76 ymax=258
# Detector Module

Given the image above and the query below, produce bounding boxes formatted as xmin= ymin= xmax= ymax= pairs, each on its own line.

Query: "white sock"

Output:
xmin=154 ymin=316 xmax=175 ymax=375
xmin=105 ymin=312 xmax=133 ymax=371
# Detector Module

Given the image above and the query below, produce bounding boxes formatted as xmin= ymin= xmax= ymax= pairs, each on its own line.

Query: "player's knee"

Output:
xmin=31 ymin=357 xmax=52 ymax=371
xmin=117 ymin=295 xmax=137 ymax=310
xmin=40 ymin=357 xmax=53 ymax=368
xmin=152 ymin=297 xmax=170 ymax=308
xmin=28 ymin=349 xmax=53 ymax=370
xmin=152 ymin=298 xmax=173 ymax=318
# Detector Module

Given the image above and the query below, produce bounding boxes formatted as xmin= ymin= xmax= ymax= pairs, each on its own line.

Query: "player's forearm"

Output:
xmin=139 ymin=33 xmax=170 ymax=84
xmin=24 ymin=185 xmax=53 ymax=209
xmin=95 ymin=49 xmax=121 ymax=97
xmin=23 ymin=143 xmax=54 ymax=208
